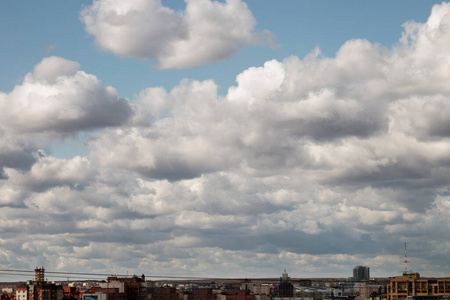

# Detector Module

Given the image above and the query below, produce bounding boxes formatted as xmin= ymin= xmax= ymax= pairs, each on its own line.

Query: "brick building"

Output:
xmin=387 ymin=273 xmax=450 ymax=300
xmin=16 ymin=268 xmax=63 ymax=300
xmin=151 ymin=287 xmax=178 ymax=300
xmin=62 ymin=287 xmax=81 ymax=300
xmin=225 ymin=289 xmax=253 ymax=300
xmin=82 ymin=275 xmax=151 ymax=300
xmin=181 ymin=288 xmax=216 ymax=300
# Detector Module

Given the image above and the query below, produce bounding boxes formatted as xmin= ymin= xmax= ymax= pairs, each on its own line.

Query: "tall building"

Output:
xmin=387 ymin=273 xmax=450 ymax=300
xmin=35 ymin=268 xmax=45 ymax=284
xmin=353 ymin=266 xmax=370 ymax=282
xmin=278 ymin=269 xmax=294 ymax=297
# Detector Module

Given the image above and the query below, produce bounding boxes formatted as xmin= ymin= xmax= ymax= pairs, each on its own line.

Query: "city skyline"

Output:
xmin=1 ymin=0 xmax=450 ymax=281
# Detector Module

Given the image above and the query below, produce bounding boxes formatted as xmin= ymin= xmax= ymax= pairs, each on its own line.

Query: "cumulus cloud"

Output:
xmin=5 ymin=2 xmax=450 ymax=279
xmin=91 ymin=79 xmax=239 ymax=180
xmin=79 ymin=2 xmax=450 ymax=273
xmin=0 ymin=56 xmax=132 ymax=137
xmin=31 ymin=56 xmax=80 ymax=84
xmin=6 ymin=152 xmax=95 ymax=192
xmin=80 ymin=0 xmax=275 ymax=69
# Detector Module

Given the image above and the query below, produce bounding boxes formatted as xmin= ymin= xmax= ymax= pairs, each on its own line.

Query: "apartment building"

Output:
xmin=387 ymin=273 xmax=450 ymax=300
xmin=16 ymin=268 xmax=63 ymax=300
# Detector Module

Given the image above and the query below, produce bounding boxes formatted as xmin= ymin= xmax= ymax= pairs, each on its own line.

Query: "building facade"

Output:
xmin=16 ymin=268 xmax=63 ymax=300
xmin=16 ymin=282 xmax=64 ymax=300
xmin=92 ymin=275 xmax=150 ymax=300
xmin=353 ymin=267 xmax=370 ymax=282
xmin=387 ymin=273 xmax=450 ymax=300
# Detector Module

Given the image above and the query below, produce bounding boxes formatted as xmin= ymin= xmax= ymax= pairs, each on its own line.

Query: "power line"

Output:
xmin=0 ymin=269 xmax=125 ymax=277
xmin=0 ymin=269 xmax=34 ymax=274
xmin=0 ymin=269 xmax=236 ymax=280
xmin=0 ymin=272 xmax=105 ymax=280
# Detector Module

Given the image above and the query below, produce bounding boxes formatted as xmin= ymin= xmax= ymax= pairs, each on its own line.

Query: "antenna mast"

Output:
xmin=404 ymin=242 xmax=408 ymax=274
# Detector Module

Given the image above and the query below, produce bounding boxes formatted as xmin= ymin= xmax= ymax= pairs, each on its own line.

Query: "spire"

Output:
xmin=282 ymin=268 xmax=289 ymax=281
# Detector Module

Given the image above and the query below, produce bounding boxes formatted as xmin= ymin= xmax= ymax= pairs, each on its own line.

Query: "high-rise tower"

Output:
xmin=278 ymin=269 xmax=294 ymax=297
xmin=35 ymin=266 xmax=45 ymax=283
xmin=353 ymin=265 xmax=370 ymax=281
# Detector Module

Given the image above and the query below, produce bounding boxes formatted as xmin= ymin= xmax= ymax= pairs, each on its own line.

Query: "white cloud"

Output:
xmin=76 ymin=3 xmax=450 ymax=274
xmin=227 ymin=59 xmax=286 ymax=105
xmin=91 ymin=79 xmax=238 ymax=180
xmin=6 ymin=153 xmax=95 ymax=192
xmin=80 ymin=0 xmax=275 ymax=69
xmin=0 ymin=185 xmax=28 ymax=207
xmin=0 ymin=56 xmax=132 ymax=137
xmin=31 ymin=56 xmax=80 ymax=84
xmin=5 ymin=2 xmax=450 ymax=279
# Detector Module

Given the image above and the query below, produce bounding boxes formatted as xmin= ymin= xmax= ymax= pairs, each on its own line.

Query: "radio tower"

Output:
xmin=403 ymin=242 xmax=408 ymax=275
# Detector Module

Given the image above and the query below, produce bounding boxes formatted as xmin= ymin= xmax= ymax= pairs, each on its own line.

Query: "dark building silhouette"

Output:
xmin=183 ymin=288 xmax=216 ymax=300
xmin=278 ymin=269 xmax=294 ymax=297
xmin=152 ymin=287 xmax=178 ymax=300
xmin=353 ymin=266 xmax=370 ymax=281
xmin=225 ymin=289 xmax=253 ymax=300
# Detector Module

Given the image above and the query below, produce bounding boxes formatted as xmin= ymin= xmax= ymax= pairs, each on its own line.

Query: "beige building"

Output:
xmin=387 ymin=273 xmax=450 ymax=300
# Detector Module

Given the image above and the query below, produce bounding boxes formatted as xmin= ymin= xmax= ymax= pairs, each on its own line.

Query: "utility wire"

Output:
xmin=0 ymin=272 xmax=105 ymax=280
xmin=0 ymin=269 xmax=237 ymax=280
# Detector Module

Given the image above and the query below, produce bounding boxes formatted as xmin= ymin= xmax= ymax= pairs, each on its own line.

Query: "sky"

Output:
xmin=1 ymin=0 xmax=450 ymax=281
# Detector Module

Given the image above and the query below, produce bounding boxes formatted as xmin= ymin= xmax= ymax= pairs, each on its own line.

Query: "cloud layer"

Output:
xmin=80 ymin=0 xmax=274 ymax=69
xmin=2 ymin=2 xmax=450 ymax=279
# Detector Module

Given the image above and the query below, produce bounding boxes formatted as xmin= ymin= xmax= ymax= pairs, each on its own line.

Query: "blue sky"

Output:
xmin=1 ymin=0 xmax=450 ymax=281
xmin=0 ymin=0 xmax=443 ymax=99
xmin=1 ymin=0 xmax=439 ymax=159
